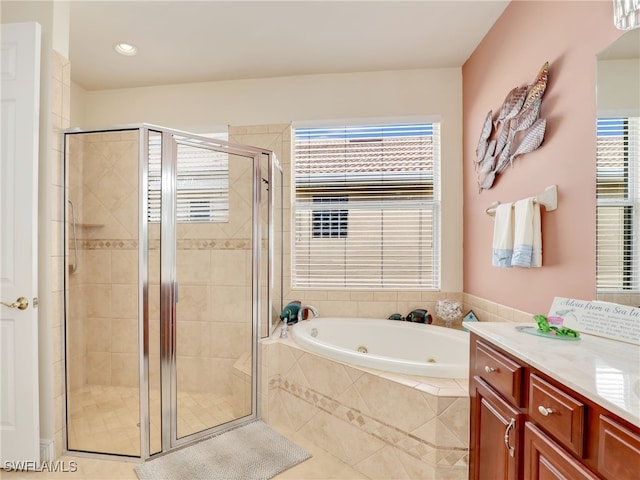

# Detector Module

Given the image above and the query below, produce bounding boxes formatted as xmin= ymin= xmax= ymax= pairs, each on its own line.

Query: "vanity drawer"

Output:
xmin=528 ymin=373 xmax=586 ymax=457
xmin=474 ymin=340 xmax=525 ymax=407
xmin=598 ymin=415 xmax=640 ymax=480
xmin=524 ymin=422 xmax=599 ymax=480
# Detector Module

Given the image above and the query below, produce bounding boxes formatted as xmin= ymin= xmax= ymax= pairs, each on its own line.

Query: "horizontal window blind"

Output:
xmin=147 ymin=133 xmax=229 ymax=223
xmin=596 ymin=117 xmax=640 ymax=292
xmin=293 ymin=123 xmax=440 ymax=289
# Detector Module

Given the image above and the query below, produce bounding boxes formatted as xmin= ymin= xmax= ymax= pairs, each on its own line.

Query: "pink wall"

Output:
xmin=462 ymin=1 xmax=622 ymax=314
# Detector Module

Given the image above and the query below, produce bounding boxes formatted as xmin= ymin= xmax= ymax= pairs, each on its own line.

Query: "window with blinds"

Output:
xmin=596 ymin=117 xmax=640 ymax=292
xmin=147 ymin=133 xmax=229 ymax=223
xmin=293 ymin=122 xmax=440 ymax=289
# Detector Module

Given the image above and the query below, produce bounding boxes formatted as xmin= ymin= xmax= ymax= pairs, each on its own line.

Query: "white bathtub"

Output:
xmin=290 ymin=317 xmax=469 ymax=378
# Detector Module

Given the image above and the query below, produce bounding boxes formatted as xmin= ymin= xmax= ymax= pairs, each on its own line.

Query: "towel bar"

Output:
xmin=485 ymin=184 xmax=557 ymax=217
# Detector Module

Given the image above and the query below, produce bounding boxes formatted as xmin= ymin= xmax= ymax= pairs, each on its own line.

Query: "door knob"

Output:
xmin=1 ymin=297 xmax=29 ymax=310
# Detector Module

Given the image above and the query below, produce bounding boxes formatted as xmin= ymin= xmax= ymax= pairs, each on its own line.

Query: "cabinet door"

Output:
xmin=471 ymin=377 xmax=524 ymax=480
xmin=524 ymin=422 xmax=600 ymax=480
xmin=598 ymin=415 xmax=640 ymax=480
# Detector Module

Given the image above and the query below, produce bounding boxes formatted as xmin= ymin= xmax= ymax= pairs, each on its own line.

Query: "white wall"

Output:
xmin=74 ymin=68 xmax=456 ymax=130
xmin=3 ymin=0 xmax=70 ymax=460
xmin=74 ymin=68 xmax=464 ymax=292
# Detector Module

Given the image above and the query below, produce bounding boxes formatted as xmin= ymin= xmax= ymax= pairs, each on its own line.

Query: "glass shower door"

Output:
xmin=65 ymin=129 xmax=142 ymax=457
xmin=65 ymin=125 xmax=277 ymax=459
xmin=169 ymin=138 xmax=256 ymax=443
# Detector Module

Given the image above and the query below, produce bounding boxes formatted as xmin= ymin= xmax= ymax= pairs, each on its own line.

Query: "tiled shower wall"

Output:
xmin=66 ymin=131 xmax=140 ymax=389
xmin=66 ymin=130 xmax=255 ymax=395
xmin=52 ymin=50 xmax=71 ymax=460
xmin=228 ymin=123 xmax=290 ymax=336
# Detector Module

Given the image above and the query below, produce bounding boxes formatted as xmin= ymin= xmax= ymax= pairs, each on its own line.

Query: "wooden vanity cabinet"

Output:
xmin=597 ymin=415 xmax=640 ymax=480
xmin=524 ymin=422 xmax=599 ymax=480
xmin=470 ymin=337 xmax=527 ymax=480
xmin=470 ymin=376 xmax=524 ymax=480
xmin=469 ymin=333 xmax=640 ymax=480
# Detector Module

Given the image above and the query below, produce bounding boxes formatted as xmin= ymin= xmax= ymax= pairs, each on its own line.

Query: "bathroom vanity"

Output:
xmin=465 ymin=322 xmax=639 ymax=480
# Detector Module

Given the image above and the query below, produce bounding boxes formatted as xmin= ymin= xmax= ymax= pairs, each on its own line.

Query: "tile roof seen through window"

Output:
xmin=295 ymin=136 xmax=435 ymax=176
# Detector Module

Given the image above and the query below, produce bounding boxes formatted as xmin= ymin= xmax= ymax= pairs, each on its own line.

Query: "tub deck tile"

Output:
xmin=264 ymin=340 xmax=470 ymax=480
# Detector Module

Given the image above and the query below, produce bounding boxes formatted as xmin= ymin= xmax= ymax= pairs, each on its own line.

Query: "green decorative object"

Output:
xmin=534 ymin=314 xmax=551 ymax=332
xmin=532 ymin=314 xmax=579 ymax=338
xmin=280 ymin=301 xmax=301 ymax=325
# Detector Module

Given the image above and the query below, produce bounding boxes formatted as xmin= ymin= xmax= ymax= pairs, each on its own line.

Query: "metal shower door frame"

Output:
xmin=63 ymin=124 xmax=277 ymax=461
xmin=141 ymin=125 xmax=271 ymax=457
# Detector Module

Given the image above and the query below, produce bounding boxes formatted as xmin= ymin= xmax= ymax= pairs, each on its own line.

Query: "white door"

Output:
xmin=0 ymin=22 xmax=41 ymax=464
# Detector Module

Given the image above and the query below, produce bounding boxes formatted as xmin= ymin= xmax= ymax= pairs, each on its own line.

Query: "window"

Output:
xmin=147 ymin=132 xmax=229 ymax=223
xmin=596 ymin=117 xmax=640 ymax=293
xmin=312 ymin=196 xmax=348 ymax=238
xmin=293 ymin=122 xmax=440 ymax=289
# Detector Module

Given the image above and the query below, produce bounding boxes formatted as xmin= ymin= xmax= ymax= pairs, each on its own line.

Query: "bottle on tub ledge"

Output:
xmin=280 ymin=301 xmax=301 ymax=324
xmin=279 ymin=300 xmax=301 ymax=339
xmin=388 ymin=309 xmax=433 ymax=324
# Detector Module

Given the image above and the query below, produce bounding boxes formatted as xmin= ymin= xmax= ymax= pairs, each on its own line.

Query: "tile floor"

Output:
xmin=67 ymin=385 xmax=237 ymax=456
xmin=1 ymin=425 xmax=366 ymax=480
xmin=4 ymin=384 xmax=366 ymax=479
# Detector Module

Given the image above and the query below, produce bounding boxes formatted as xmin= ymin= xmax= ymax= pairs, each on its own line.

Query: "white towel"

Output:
xmin=532 ymin=200 xmax=542 ymax=267
xmin=512 ymin=198 xmax=542 ymax=267
xmin=492 ymin=202 xmax=514 ymax=268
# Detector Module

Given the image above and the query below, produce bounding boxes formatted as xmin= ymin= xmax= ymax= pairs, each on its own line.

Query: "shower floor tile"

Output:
xmin=67 ymin=384 xmax=235 ymax=456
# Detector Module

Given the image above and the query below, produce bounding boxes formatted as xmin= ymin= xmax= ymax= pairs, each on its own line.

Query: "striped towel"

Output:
xmin=512 ymin=198 xmax=542 ymax=267
xmin=492 ymin=203 xmax=514 ymax=268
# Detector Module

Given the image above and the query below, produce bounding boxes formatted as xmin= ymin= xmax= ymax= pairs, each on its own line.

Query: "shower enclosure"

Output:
xmin=63 ymin=125 xmax=282 ymax=459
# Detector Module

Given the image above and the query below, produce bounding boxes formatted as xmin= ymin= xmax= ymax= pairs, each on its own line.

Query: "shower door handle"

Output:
xmin=1 ymin=297 xmax=29 ymax=310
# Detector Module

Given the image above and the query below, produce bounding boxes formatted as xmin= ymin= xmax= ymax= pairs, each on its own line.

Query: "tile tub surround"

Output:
xmin=261 ymin=330 xmax=470 ymax=480
xmin=464 ymin=322 xmax=640 ymax=427
xmin=463 ymin=293 xmax=538 ymax=324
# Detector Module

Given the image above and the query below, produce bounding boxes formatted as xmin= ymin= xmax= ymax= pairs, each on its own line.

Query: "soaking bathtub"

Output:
xmin=290 ymin=317 xmax=469 ymax=378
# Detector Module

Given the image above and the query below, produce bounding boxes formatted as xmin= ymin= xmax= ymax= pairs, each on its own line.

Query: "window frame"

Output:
xmin=596 ymin=116 xmax=640 ymax=294
xmin=292 ymin=120 xmax=441 ymax=290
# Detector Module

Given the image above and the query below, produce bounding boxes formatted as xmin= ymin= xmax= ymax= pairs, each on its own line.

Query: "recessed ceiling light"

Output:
xmin=114 ymin=42 xmax=138 ymax=56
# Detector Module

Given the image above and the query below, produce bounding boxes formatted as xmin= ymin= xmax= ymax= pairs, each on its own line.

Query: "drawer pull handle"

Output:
xmin=504 ymin=418 xmax=516 ymax=457
xmin=537 ymin=406 xmax=553 ymax=416
xmin=484 ymin=366 xmax=496 ymax=373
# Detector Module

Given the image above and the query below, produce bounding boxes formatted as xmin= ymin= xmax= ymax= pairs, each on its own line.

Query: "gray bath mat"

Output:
xmin=135 ymin=420 xmax=311 ymax=480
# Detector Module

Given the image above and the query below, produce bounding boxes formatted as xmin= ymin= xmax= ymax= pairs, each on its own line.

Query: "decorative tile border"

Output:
xmin=269 ymin=375 xmax=468 ymax=469
xmin=79 ymin=239 xmax=138 ymax=250
xmin=75 ymin=238 xmax=253 ymax=250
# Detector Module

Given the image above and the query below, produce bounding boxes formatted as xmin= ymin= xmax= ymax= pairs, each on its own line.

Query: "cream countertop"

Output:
xmin=464 ymin=321 xmax=640 ymax=427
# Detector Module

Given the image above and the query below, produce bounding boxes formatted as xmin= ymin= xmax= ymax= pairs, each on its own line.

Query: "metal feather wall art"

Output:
xmin=476 ymin=62 xmax=549 ymax=191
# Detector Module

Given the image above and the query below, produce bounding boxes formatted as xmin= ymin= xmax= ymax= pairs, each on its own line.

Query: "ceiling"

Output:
xmin=597 ymin=28 xmax=640 ymax=60
xmin=69 ymin=0 xmax=511 ymax=91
